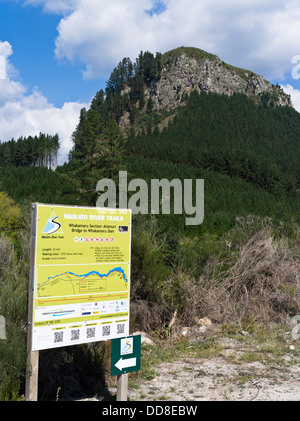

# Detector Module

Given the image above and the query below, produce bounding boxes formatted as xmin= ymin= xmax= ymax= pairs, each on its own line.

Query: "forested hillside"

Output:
xmin=0 ymin=47 xmax=300 ymax=401
xmin=65 ymin=52 xmax=300 ymax=235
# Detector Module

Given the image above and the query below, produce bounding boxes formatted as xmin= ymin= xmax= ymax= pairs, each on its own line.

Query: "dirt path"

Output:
xmin=77 ymin=329 xmax=300 ymax=402
xmin=126 ymin=334 xmax=300 ymax=401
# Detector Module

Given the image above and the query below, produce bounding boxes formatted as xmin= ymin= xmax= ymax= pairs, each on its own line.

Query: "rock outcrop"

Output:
xmin=148 ymin=47 xmax=291 ymax=111
xmin=119 ymin=47 xmax=292 ymax=131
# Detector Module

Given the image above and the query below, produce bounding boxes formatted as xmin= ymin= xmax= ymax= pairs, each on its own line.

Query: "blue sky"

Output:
xmin=0 ymin=1 xmax=105 ymax=106
xmin=1 ymin=0 xmax=300 ymax=164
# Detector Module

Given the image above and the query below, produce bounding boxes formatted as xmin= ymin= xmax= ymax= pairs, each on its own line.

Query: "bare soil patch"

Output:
xmin=124 ymin=330 xmax=300 ymax=402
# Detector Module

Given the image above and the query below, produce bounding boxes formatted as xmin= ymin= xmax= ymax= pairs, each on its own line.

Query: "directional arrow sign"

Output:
xmin=115 ymin=357 xmax=136 ymax=371
xmin=111 ymin=335 xmax=141 ymax=376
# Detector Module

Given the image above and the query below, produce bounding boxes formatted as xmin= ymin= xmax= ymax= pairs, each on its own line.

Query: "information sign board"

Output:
xmin=31 ymin=203 xmax=131 ymax=351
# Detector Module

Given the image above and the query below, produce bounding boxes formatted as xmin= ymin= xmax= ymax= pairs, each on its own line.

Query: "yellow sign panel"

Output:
xmin=32 ymin=203 xmax=131 ymax=351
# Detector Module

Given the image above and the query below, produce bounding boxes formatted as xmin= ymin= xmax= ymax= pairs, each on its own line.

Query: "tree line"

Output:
xmin=0 ymin=133 xmax=59 ymax=168
xmin=73 ymin=51 xmax=162 ymax=132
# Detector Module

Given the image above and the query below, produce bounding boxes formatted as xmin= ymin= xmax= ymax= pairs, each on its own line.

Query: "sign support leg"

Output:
xmin=117 ymin=374 xmax=128 ymax=401
xmin=25 ymin=350 xmax=39 ymax=401
xmin=25 ymin=203 xmax=39 ymax=401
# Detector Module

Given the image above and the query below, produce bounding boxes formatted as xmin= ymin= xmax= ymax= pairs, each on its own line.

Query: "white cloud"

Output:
xmin=281 ymin=84 xmax=300 ymax=113
xmin=0 ymin=41 xmax=13 ymax=80
xmin=23 ymin=0 xmax=75 ymax=14
xmin=45 ymin=0 xmax=300 ymax=82
xmin=54 ymin=0 xmax=156 ymax=78
xmin=0 ymin=40 xmax=13 ymax=58
xmin=0 ymin=41 xmax=87 ymax=164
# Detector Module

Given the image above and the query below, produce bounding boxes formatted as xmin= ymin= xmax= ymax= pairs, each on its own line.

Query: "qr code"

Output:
xmin=117 ymin=323 xmax=125 ymax=335
xmin=71 ymin=329 xmax=80 ymax=341
xmin=54 ymin=331 xmax=64 ymax=343
xmin=102 ymin=325 xmax=111 ymax=337
xmin=87 ymin=327 xmax=96 ymax=339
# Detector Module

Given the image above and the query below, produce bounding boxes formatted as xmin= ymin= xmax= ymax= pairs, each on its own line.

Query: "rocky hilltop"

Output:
xmin=150 ymin=47 xmax=291 ymax=110
xmin=123 ymin=47 xmax=291 ymax=113
xmin=71 ymin=46 xmax=295 ymax=155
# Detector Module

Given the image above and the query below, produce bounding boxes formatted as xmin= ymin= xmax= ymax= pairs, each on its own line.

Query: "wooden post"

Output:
xmin=25 ymin=203 xmax=39 ymax=401
xmin=117 ymin=374 xmax=128 ymax=401
xmin=25 ymin=351 xmax=39 ymax=401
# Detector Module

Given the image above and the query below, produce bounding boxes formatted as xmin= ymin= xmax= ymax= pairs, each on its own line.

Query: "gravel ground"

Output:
xmin=77 ymin=329 xmax=300 ymax=402
xmin=127 ymin=335 xmax=300 ymax=402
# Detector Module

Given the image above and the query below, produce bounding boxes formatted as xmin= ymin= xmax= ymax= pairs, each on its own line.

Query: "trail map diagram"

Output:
xmin=36 ymin=267 xmax=128 ymax=297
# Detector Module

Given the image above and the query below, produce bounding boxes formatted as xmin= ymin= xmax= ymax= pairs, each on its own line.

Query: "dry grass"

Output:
xmin=130 ymin=221 xmax=300 ymax=333
xmin=127 ymin=215 xmax=300 ymax=335
xmin=192 ymin=229 xmax=300 ymax=328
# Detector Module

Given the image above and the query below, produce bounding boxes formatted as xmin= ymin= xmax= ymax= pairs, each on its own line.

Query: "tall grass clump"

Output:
xmin=130 ymin=215 xmax=300 ymax=333
xmin=166 ymin=216 xmax=300 ymax=330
